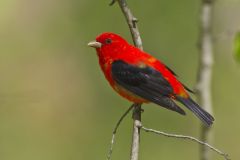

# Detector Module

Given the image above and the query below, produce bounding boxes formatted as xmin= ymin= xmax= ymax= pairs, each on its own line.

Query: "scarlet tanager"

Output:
xmin=88 ymin=32 xmax=214 ymax=126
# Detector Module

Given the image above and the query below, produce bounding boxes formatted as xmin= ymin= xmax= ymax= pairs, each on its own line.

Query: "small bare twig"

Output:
xmin=107 ymin=104 xmax=134 ymax=160
xmin=141 ymin=126 xmax=230 ymax=160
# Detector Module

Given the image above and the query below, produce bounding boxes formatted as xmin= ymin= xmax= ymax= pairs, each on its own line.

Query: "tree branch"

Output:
xmin=141 ymin=125 xmax=230 ymax=160
xmin=113 ymin=1 xmax=143 ymax=160
xmin=196 ymin=0 xmax=214 ymax=160
xmin=116 ymin=0 xmax=143 ymax=50
xmin=130 ymin=104 xmax=142 ymax=160
xmin=107 ymin=104 xmax=134 ymax=160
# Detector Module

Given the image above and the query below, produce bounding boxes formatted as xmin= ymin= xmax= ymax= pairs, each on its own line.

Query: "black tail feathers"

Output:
xmin=176 ymin=96 xmax=214 ymax=127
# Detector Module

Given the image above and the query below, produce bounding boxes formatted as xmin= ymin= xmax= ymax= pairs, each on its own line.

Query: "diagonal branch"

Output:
xmin=141 ymin=126 xmax=230 ymax=160
xmin=107 ymin=104 xmax=134 ymax=160
xmin=116 ymin=0 xmax=143 ymax=50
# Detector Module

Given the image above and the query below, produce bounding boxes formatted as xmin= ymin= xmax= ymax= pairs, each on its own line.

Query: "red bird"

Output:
xmin=88 ymin=32 xmax=214 ymax=126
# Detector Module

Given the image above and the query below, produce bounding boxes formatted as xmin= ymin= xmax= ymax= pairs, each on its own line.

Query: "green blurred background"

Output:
xmin=0 ymin=0 xmax=239 ymax=159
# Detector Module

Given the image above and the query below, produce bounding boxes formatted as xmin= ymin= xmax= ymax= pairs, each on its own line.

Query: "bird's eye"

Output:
xmin=105 ymin=38 xmax=112 ymax=44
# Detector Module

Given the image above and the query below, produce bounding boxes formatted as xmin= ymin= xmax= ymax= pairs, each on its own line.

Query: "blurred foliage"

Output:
xmin=234 ymin=32 xmax=240 ymax=62
xmin=0 ymin=0 xmax=239 ymax=160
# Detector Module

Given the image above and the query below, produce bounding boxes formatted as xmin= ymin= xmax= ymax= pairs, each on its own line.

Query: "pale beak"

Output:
xmin=87 ymin=41 xmax=102 ymax=48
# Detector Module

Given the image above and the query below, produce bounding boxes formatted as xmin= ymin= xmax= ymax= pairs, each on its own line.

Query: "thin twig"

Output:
xmin=141 ymin=126 xmax=230 ymax=160
xmin=107 ymin=104 xmax=134 ymax=160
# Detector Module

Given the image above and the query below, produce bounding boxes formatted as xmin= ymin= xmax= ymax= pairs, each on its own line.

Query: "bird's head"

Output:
xmin=88 ymin=32 xmax=129 ymax=58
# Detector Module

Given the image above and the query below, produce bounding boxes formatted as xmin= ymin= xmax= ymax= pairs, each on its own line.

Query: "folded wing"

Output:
xmin=111 ymin=60 xmax=185 ymax=115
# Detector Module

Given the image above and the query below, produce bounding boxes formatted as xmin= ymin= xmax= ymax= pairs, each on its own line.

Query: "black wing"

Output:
xmin=111 ymin=60 xmax=185 ymax=115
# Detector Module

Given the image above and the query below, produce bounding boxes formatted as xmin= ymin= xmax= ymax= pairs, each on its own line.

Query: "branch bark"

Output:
xmin=115 ymin=1 xmax=143 ymax=160
xmin=196 ymin=0 xmax=214 ymax=160
xmin=141 ymin=125 xmax=230 ymax=160
xmin=130 ymin=104 xmax=142 ymax=160
xmin=116 ymin=0 xmax=143 ymax=50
